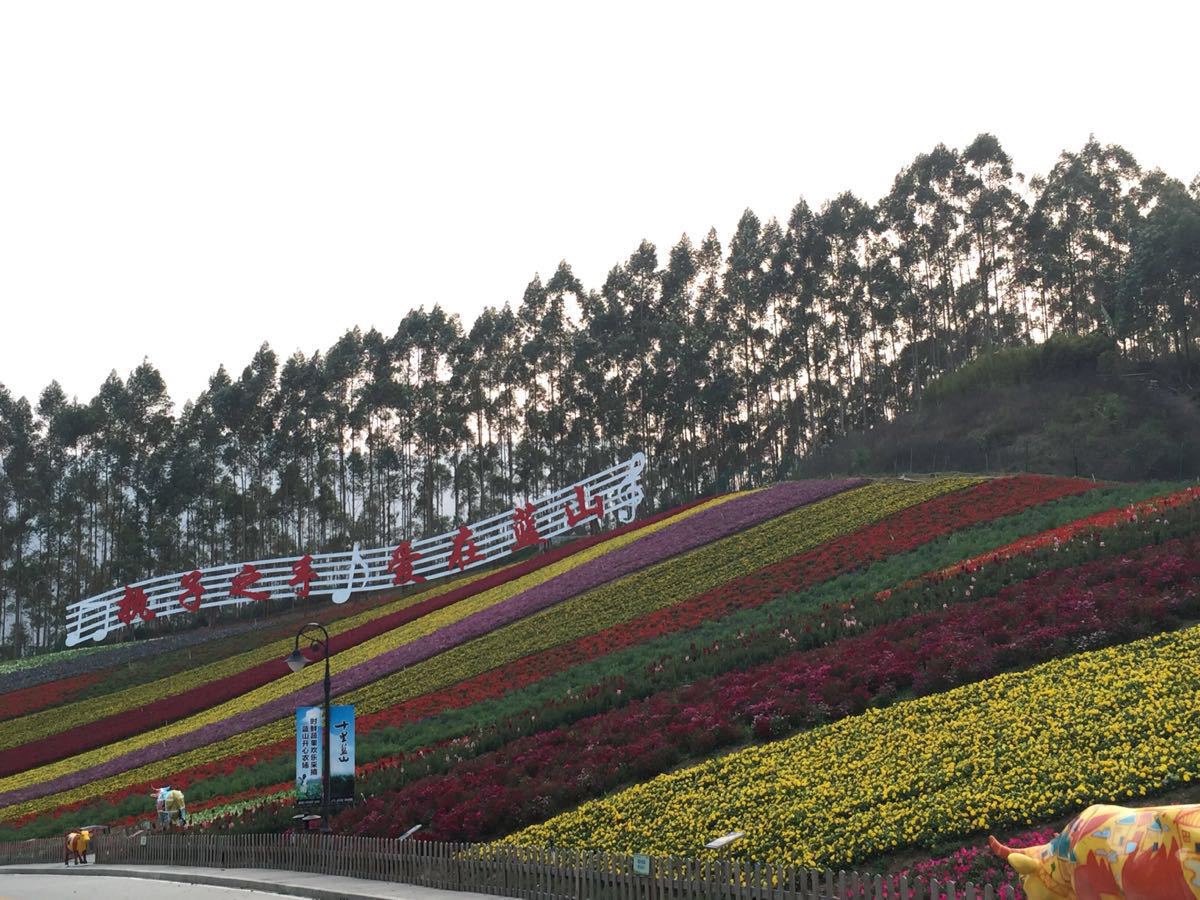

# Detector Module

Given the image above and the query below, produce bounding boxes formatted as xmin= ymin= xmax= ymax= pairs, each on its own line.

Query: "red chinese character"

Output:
xmin=289 ymin=555 xmax=317 ymax=599
xmin=564 ymin=485 xmax=605 ymax=527
xmin=447 ymin=525 xmax=484 ymax=571
xmin=116 ymin=585 xmax=155 ymax=625
xmin=512 ymin=502 xmax=543 ymax=550
xmin=230 ymin=563 xmax=270 ymax=602
xmin=178 ymin=570 xmax=206 ymax=612
xmin=388 ymin=541 xmax=425 ymax=586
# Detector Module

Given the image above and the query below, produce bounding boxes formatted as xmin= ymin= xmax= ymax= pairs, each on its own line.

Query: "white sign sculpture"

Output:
xmin=64 ymin=452 xmax=646 ymax=646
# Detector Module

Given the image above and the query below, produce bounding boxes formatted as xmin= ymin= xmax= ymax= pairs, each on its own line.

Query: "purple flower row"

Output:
xmin=2 ymin=480 xmax=861 ymax=807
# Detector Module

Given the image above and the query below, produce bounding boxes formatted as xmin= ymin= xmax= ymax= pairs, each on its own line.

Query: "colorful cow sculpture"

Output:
xmin=63 ymin=830 xmax=91 ymax=865
xmin=991 ymin=803 xmax=1200 ymax=899
xmin=152 ymin=786 xmax=187 ymax=829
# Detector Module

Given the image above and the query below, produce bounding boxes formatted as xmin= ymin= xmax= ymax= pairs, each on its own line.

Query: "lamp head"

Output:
xmin=704 ymin=831 xmax=745 ymax=850
xmin=286 ymin=648 xmax=308 ymax=673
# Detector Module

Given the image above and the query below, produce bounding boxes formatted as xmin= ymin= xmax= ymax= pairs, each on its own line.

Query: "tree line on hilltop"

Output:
xmin=1 ymin=133 xmax=1198 ymax=653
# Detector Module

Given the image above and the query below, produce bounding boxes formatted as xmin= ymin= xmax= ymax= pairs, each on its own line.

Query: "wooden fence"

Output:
xmin=0 ymin=833 xmax=1018 ymax=900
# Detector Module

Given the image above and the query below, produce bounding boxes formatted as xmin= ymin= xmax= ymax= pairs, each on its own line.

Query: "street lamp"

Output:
xmin=286 ymin=622 xmax=332 ymax=834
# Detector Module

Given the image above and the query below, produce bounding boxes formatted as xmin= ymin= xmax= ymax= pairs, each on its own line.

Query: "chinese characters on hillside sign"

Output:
xmin=64 ymin=453 xmax=646 ymax=646
xmin=295 ymin=705 xmax=356 ymax=806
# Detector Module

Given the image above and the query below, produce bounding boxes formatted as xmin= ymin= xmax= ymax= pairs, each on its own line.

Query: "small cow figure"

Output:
xmin=63 ymin=829 xmax=91 ymax=865
xmin=991 ymin=803 xmax=1200 ymax=899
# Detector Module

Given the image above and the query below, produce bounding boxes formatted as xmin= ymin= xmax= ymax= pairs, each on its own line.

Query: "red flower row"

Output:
xmin=0 ymin=670 xmax=106 ymax=723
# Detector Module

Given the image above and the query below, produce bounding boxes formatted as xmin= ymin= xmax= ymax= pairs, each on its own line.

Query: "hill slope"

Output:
xmin=3 ymin=473 xmax=1200 ymax=899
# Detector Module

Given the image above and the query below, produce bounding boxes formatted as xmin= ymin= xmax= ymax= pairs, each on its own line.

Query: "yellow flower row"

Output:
xmin=0 ymin=479 xmax=971 ymax=823
xmin=0 ymin=564 xmax=507 ymax=750
xmin=506 ymin=624 xmax=1200 ymax=869
xmin=0 ymin=493 xmax=738 ymax=798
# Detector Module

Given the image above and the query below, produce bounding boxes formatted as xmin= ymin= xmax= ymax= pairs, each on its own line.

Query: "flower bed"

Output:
xmin=0 ymin=489 xmax=766 ymax=803
xmin=0 ymin=495 xmax=722 ymax=775
xmin=0 ymin=480 xmax=872 ymax=822
xmin=189 ymin=532 xmax=1200 ymax=844
xmin=506 ymin=552 xmax=1200 ymax=867
xmin=2 ymin=479 xmax=1183 ymax=833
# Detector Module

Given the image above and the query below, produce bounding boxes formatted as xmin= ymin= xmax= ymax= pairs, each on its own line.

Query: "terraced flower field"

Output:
xmin=4 ymin=473 xmax=1198 ymax=900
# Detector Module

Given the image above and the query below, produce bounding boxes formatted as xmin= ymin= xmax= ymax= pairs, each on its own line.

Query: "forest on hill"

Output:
xmin=1 ymin=133 xmax=1198 ymax=653
xmin=795 ymin=332 xmax=1200 ymax=481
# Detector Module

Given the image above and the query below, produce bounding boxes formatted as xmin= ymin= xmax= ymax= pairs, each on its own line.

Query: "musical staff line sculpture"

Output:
xmin=64 ymin=452 xmax=646 ymax=646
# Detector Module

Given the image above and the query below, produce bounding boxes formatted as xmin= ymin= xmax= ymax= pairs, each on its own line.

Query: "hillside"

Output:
xmin=796 ymin=336 xmax=1200 ymax=482
xmin=3 ymin=474 xmax=1200 ymax=897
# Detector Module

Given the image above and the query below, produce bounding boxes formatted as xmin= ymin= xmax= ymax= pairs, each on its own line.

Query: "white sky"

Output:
xmin=1 ymin=0 xmax=1196 ymax=408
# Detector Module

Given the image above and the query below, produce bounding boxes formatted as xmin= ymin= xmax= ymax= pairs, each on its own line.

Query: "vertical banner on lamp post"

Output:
xmin=295 ymin=705 xmax=355 ymax=807
xmin=329 ymin=705 xmax=355 ymax=805
xmin=295 ymin=707 xmax=323 ymax=806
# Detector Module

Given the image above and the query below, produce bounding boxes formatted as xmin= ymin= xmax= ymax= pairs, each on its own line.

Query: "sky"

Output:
xmin=1 ymin=0 xmax=1197 ymax=408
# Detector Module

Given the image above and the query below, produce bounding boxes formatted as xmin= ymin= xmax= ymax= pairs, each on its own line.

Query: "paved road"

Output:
xmin=0 ymin=865 xmax=515 ymax=900
xmin=0 ymin=873 xmax=304 ymax=898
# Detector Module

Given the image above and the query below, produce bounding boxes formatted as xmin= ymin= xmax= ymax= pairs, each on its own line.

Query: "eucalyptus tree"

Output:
xmin=212 ymin=345 xmax=278 ymax=560
xmin=1024 ymin=137 xmax=1141 ymax=335
xmin=393 ymin=306 xmax=465 ymax=533
xmin=592 ymin=265 xmax=632 ymax=469
xmin=33 ymin=383 xmax=73 ymax=644
xmin=818 ymin=192 xmax=876 ymax=437
xmin=724 ymin=210 xmax=768 ymax=478
xmin=955 ymin=133 xmax=1027 ymax=347
xmin=324 ymin=328 xmax=366 ymax=534
xmin=0 ymin=391 xmax=41 ymax=653
xmin=1119 ymin=171 xmax=1200 ymax=369
xmin=652 ymin=234 xmax=699 ymax=503
xmin=124 ymin=362 xmax=176 ymax=570
xmin=459 ymin=305 xmax=519 ymax=518
xmin=543 ymin=262 xmax=588 ymax=483
xmin=354 ymin=328 xmax=400 ymax=544
xmin=515 ymin=275 xmax=552 ymax=497
xmin=692 ymin=227 xmax=739 ymax=490
xmin=756 ymin=218 xmax=789 ymax=474
xmin=776 ymin=199 xmax=829 ymax=452
xmin=274 ymin=352 xmax=318 ymax=551
xmin=881 ymin=145 xmax=965 ymax=375
xmin=616 ymin=242 xmax=662 ymax=498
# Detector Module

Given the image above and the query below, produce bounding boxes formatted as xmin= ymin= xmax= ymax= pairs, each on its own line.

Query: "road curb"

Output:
xmin=0 ymin=864 xmax=421 ymax=899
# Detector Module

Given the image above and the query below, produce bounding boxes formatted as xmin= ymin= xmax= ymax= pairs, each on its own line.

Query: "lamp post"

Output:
xmin=286 ymin=622 xmax=332 ymax=834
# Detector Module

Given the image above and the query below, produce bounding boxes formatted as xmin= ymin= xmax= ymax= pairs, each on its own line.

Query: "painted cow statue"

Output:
xmin=991 ymin=803 xmax=1200 ymax=899
xmin=63 ymin=830 xmax=91 ymax=865
xmin=152 ymin=786 xmax=187 ymax=829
